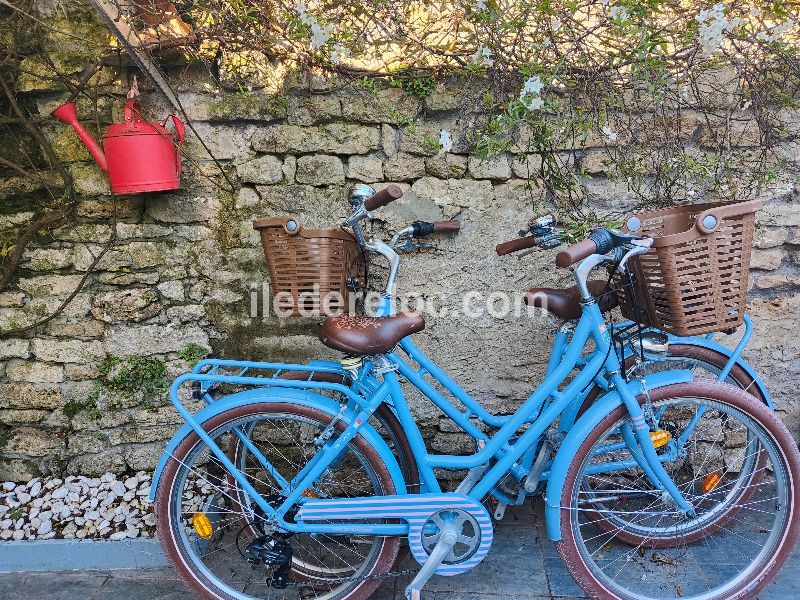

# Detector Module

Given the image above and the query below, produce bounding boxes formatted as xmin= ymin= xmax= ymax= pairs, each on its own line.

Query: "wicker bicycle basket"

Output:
xmin=253 ymin=216 xmax=366 ymax=316
xmin=616 ymin=198 xmax=763 ymax=336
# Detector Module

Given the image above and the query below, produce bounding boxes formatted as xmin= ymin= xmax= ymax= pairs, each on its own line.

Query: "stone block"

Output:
xmin=295 ymin=155 xmax=345 ymax=185
xmin=424 ymin=81 xmax=466 ymax=112
xmin=157 ymin=280 xmax=185 ymax=302
xmin=235 ymin=187 xmax=261 ymax=209
xmin=76 ymin=198 xmax=145 ymax=219
xmin=43 ymin=318 xmax=105 ymax=339
xmin=51 ymin=126 xmax=92 ymax=163
xmin=71 ymin=163 xmax=111 ymax=196
xmin=339 ymin=88 xmax=423 ymax=124
xmin=411 ymin=177 xmax=494 ymax=211
xmin=510 ymin=154 xmax=544 ymax=178
xmin=107 ymin=425 xmax=178 ymax=446
xmin=31 ymin=339 xmax=106 ymax=363
xmin=147 ymin=195 xmax=221 ymax=223
xmin=91 ymin=288 xmax=161 ymax=323
xmin=0 ymin=339 xmax=31 ymax=360
xmin=424 ymin=154 xmax=468 ymax=178
xmin=754 ymin=274 xmax=800 ymax=289
xmin=251 ymin=124 xmax=380 ymax=155
xmin=347 ymin=156 xmax=384 ymax=182
xmin=579 ymin=150 xmax=613 ymax=175
xmin=750 ymin=248 xmax=784 ymax=271
xmin=398 ymin=121 xmax=471 ymax=156
xmin=71 ymin=245 xmax=132 ymax=272
xmin=124 ymin=443 xmax=164 ymax=471
xmin=5 ymin=360 xmax=65 ymax=384
xmin=104 ymin=324 xmax=209 ymax=356
xmin=97 ymin=271 xmax=160 ymax=286
xmin=468 ymin=156 xmax=511 ymax=180
xmin=700 ymin=119 xmax=762 ymax=148
xmin=754 ymin=228 xmax=789 ymax=249
xmin=236 ymin=155 xmax=284 ymax=185
xmin=0 ymin=384 xmax=61 ymax=410
xmin=0 ymin=292 xmax=25 ymax=308
xmin=67 ymin=452 xmax=126 ymax=477
xmin=23 ymin=247 xmax=73 ymax=271
xmin=64 ymin=363 xmax=102 ymax=381
xmin=283 ymin=156 xmax=297 ymax=183
xmin=127 ymin=241 xmax=169 ymax=269
xmin=288 ymin=95 xmax=342 ymax=125
xmin=191 ymin=92 xmax=288 ymax=121
xmin=114 ymin=223 xmax=173 ymax=240
xmin=185 ymin=123 xmax=256 ymax=161
xmin=759 ymin=204 xmax=800 ymax=228
xmin=384 ymin=154 xmax=426 ymax=181
xmin=52 ymin=223 xmax=113 ymax=244
xmin=0 ymin=409 xmax=51 ymax=425
xmin=17 ymin=274 xmax=86 ymax=297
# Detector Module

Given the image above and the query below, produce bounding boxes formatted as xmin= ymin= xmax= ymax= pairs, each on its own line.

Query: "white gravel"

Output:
xmin=0 ymin=473 xmax=156 ymax=541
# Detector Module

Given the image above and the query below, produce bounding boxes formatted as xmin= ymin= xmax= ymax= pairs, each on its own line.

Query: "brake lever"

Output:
xmin=396 ymin=239 xmax=436 ymax=253
xmin=617 ymin=238 xmax=653 ymax=273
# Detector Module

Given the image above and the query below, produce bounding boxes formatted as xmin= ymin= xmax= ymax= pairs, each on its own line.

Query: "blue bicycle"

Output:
xmin=152 ymin=186 xmax=800 ymax=600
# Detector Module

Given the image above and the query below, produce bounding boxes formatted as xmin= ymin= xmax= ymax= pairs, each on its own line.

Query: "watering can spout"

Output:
xmin=51 ymin=102 xmax=108 ymax=172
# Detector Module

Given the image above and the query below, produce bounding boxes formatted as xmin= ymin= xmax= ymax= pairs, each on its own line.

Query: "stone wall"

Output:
xmin=1 ymin=3 xmax=799 ymax=481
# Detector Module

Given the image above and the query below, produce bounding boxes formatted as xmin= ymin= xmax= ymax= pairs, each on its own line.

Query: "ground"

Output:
xmin=0 ymin=502 xmax=796 ymax=599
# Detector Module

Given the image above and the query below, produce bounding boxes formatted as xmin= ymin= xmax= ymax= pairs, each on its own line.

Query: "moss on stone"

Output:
xmin=208 ymin=92 xmax=289 ymax=121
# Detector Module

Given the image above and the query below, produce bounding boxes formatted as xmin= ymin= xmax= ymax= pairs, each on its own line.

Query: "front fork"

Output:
xmin=612 ymin=372 xmax=696 ymax=517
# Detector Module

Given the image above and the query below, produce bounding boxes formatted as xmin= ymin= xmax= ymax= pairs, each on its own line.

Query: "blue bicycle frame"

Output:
xmin=153 ymin=295 xmax=698 ymax=542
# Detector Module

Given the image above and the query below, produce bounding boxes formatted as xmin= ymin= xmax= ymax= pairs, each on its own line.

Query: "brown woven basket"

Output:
xmin=616 ymin=198 xmax=763 ymax=336
xmin=253 ymin=216 xmax=366 ymax=316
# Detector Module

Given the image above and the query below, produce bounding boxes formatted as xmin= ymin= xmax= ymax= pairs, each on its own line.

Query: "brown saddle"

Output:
xmin=319 ymin=312 xmax=425 ymax=355
xmin=525 ymin=280 xmax=617 ymax=320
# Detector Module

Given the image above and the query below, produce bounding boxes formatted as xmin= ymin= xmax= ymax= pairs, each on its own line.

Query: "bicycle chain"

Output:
xmin=287 ymin=567 xmax=420 ymax=589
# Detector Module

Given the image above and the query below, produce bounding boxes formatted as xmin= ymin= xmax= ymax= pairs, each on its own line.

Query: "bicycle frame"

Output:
xmin=155 ymin=297 xmax=696 ymax=540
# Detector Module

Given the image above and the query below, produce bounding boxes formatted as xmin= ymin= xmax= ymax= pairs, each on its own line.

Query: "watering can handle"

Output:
xmin=124 ymin=99 xmax=144 ymax=127
xmin=165 ymin=115 xmax=185 ymax=177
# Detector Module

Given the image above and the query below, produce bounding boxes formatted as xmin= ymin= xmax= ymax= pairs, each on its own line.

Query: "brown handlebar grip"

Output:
xmin=495 ymin=235 xmax=538 ymax=256
xmin=555 ymin=239 xmax=597 ymax=268
xmin=364 ymin=185 xmax=403 ymax=211
xmin=432 ymin=220 xmax=461 ymax=233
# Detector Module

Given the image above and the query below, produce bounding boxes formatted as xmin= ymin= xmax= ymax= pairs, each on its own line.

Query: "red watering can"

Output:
xmin=51 ymin=94 xmax=185 ymax=195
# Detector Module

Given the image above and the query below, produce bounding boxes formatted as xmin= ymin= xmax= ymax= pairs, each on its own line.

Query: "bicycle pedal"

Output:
xmin=493 ymin=502 xmax=507 ymax=521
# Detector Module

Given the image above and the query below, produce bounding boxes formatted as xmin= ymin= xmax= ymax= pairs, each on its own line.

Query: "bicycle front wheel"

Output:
xmin=155 ymin=401 xmax=401 ymax=600
xmin=557 ymin=379 xmax=800 ymax=600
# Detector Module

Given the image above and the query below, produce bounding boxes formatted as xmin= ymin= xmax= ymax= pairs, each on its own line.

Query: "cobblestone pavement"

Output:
xmin=0 ymin=502 xmax=796 ymax=599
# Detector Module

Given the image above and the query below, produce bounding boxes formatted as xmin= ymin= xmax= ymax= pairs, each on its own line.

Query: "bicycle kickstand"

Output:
xmin=404 ymin=529 xmax=458 ymax=600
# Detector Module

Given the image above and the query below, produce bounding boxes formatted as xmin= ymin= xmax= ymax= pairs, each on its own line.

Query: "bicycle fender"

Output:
xmin=150 ymin=387 xmax=406 ymax=502
xmin=661 ymin=336 xmax=773 ymax=409
xmin=543 ymin=369 xmax=693 ymax=542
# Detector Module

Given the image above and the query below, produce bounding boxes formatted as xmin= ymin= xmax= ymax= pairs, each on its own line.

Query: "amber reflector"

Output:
xmin=649 ymin=430 xmax=672 ymax=448
xmin=193 ymin=513 xmax=213 ymax=540
xmin=702 ymin=472 xmax=722 ymax=494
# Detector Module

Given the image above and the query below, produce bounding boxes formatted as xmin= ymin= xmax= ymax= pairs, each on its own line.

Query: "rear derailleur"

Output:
xmin=246 ymin=532 xmax=293 ymax=589
xmin=244 ymin=495 xmax=295 ymax=589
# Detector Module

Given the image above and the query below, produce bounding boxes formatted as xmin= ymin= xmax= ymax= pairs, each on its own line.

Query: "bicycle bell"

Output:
xmin=350 ymin=184 xmax=375 ymax=208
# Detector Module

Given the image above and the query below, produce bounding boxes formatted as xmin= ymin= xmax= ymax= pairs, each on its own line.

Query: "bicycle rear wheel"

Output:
xmin=155 ymin=402 xmax=401 ymax=600
xmin=557 ymin=379 xmax=800 ymax=600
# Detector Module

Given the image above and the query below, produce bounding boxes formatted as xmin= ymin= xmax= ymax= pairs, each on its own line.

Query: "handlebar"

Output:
xmin=364 ymin=185 xmax=403 ymax=211
xmin=555 ymin=239 xmax=598 ymax=267
xmin=413 ymin=220 xmax=461 ymax=237
xmin=556 ymin=229 xmax=648 ymax=268
xmin=495 ymin=235 xmax=538 ymax=256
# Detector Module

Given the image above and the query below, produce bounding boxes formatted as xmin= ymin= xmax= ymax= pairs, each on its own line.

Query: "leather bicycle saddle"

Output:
xmin=320 ymin=312 xmax=425 ymax=355
xmin=525 ymin=280 xmax=617 ymax=320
